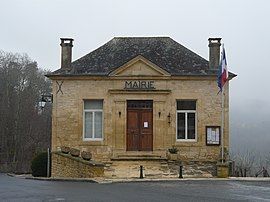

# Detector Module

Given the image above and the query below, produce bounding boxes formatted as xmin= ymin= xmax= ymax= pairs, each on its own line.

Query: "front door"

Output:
xmin=127 ymin=100 xmax=153 ymax=151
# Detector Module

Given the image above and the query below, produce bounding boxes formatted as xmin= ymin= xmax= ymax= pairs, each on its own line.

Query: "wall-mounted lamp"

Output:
xmin=119 ymin=111 xmax=121 ymax=118
xmin=167 ymin=113 xmax=171 ymax=124
xmin=38 ymin=94 xmax=53 ymax=111
xmin=38 ymin=100 xmax=46 ymax=109
xmin=158 ymin=112 xmax=161 ymax=118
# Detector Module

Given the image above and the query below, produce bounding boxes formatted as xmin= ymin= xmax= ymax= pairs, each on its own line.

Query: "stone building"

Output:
xmin=47 ymin=37 xmax=236 ymax=178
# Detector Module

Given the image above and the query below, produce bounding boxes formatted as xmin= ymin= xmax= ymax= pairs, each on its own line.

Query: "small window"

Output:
xmin=84 ymin=100 xmax=103 ymax=140
xmin=177 ymin=100 xmax=196 ymax=141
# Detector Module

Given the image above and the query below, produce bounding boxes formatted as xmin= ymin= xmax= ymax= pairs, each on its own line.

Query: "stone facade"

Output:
xmin=48 ymin=37 xmax=234 ymax=178
xmin=50 ymin=73 xmax=229 ymax=177
xmin=51 ymin=76 xmax=229 ymax=160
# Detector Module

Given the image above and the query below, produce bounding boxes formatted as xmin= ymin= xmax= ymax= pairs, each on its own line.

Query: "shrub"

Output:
xmin=70 ymin=148 xmax=80 ymax=157
xmin=168 ymin=146 xmax=179 ymax=154
xmin=31 ymin=152 xmax=49 ymax=177
xmin=61 ymin=146 xmax=70 ymax=154
xmin=81 ymin=151 xmax=92 ymax=161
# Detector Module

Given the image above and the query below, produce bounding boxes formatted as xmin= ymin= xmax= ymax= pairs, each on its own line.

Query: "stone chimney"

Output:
xmin=60 ymin=38 xmax=74 ymax=69
xmin=208 ymin=38 xmax=221 ymax=69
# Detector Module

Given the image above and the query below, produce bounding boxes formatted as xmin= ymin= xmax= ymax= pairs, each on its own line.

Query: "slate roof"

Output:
xmin=49 ymin=37 xmax=235 ymax=77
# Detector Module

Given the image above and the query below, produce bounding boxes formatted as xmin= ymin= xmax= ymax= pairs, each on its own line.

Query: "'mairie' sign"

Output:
xmin=124 ymin=80 xmax=155 ymax=90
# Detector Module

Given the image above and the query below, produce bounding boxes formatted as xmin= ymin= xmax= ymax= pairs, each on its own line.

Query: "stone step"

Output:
xmin=111 ymin=156 xmax=167 ymax=161
xmin=111 ymin=153 xmax=167 ymax=161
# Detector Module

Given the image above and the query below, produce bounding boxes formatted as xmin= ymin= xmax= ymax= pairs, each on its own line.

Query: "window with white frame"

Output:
xmin=176 ymin=100 xmax=196 ymax=140
xmin=84 ymin=100 xmax=103 ymax=140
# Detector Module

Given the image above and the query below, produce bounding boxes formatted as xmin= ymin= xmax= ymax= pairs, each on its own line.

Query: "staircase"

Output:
xmin=104 ymin=154 xmax=179 ymax=179
xmin=103 ymin=153 xmax=216 ymax=179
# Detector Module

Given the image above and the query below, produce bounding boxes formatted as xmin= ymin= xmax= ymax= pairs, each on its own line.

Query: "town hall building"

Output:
xmin=47 ymin=37 xmax=236 ymax=178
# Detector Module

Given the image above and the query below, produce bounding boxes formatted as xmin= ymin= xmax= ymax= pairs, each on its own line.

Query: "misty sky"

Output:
xmin=1 ymin=0 xmax=270 ymax=112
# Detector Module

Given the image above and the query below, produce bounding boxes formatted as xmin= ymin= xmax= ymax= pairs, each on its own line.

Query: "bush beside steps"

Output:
xmin=31 ymin=152 xmax=50 ymax=177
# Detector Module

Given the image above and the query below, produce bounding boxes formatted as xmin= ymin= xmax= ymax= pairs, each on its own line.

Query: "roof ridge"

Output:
xmin=113 ymin=36 xmax=171 ymax=39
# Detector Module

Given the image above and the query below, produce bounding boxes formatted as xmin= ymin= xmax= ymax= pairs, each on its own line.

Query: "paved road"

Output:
xmin=0 ymin=174 xmax=270 ymax=202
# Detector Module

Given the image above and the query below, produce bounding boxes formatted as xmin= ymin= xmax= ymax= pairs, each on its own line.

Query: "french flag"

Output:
xmin=217 ymin=45 xmax=229 ymax=91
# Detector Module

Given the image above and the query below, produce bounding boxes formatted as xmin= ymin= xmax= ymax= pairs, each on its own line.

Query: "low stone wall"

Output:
xmin=177 ymin=161 xmax=217 ymax=177
xmin=51 ymin=152 xmax=104 ymax=178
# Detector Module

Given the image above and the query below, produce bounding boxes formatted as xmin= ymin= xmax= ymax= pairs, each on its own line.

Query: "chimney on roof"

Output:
xmin=208 ymin=38 xmax=221 ymax=69
xmin=60 ymin=38 xmax=73 ymax=69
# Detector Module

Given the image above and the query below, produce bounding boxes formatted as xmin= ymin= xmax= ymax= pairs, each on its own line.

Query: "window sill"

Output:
xmin=176 ymin=139 xmax=197 ymax=142
xmin=83 ymin=138 xmax=103 ymax=141
xmin=79 ymin=139 xmax=105 ymax=146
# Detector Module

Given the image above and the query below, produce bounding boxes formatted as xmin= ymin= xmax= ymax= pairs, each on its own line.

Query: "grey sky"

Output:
xmin=1 ymin=0 xmax=270 ymax=108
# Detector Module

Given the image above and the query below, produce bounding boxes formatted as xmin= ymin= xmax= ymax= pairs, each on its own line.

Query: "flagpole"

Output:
xmin=221 ymin=43 xmax=225 ymax=164
xmin=221 ymin=84 xmax=224 ymax=164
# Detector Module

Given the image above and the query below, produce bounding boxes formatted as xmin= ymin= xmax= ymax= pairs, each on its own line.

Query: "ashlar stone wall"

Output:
xmin=50 ymin=75 xmax=229 ymax=163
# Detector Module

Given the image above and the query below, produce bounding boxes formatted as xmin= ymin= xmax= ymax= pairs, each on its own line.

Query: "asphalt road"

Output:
xmin=0 ymin=174 xmax=270 ymax=202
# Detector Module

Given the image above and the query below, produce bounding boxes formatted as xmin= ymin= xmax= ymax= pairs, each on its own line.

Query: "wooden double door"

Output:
xmin=127 ymin=100 xmax=153 ymax=151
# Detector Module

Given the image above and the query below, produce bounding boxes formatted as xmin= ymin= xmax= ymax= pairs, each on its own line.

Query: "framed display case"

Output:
xmin=206 ymin=126 xmax=221 ymax=146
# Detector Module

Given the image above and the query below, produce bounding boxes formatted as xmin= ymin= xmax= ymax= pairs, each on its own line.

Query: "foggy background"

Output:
xmin=1 ymin=0 xmax=269 ymax=155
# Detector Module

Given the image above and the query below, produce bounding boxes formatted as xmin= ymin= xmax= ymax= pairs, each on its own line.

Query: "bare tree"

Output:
xmin=255 ymin=152 xmax=270 ymax=177
xmin=231 ymin=150 xmax=256 ymax=177
xmin=0 ymin=50 xmax=51 ymax=173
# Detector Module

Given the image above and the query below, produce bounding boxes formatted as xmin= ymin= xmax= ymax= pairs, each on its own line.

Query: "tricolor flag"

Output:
xmin=217 ymin=45 xmax=229 ymax=91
